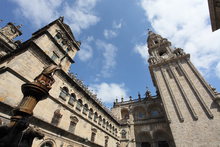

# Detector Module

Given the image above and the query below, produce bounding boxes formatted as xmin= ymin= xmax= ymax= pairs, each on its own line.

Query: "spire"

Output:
xmin=145 ymin=86 xmax=152 ymax=99
xmin=138 ymin=92 xmax=141 ymax=99
xmin=16 ymin=24 xmax=23 ymax=30
xmin=147 ymin=31 xmax=171 ymax=50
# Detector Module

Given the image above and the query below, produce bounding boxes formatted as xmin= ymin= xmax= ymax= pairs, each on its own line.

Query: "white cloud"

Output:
xmin=96 ymin=40 xmax=118 ymax=77
xmin=216 ymin=62 xmax=220 ymax=79
xmin=11 ymin=0 xmax=100 ymax=34
xmin=134 ymin=43 xmax=148 ymax=64
xmin=89 ymin=82 xmax=128 ymax=103
xmin=63 ymin=1 xmax=100 ymax=34
xmin=11 ymin=0 xmax=62 ymax=27
xmin=140 ymin=0 xmax=220 ymax=78
xmin=113 ymin=20 xmax=123 ymax=29
xmin=78 ymin=36 xmax=94 ymax=61
xmin=103 ymin=29 xmax=118 ymax=39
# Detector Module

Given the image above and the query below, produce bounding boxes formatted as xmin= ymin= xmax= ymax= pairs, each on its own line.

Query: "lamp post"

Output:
xmin=0 ymin=64 xmax=60 ymax=147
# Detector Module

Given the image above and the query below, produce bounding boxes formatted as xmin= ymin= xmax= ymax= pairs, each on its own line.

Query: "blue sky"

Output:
xmin=1 ymin=0 xmax=220 ymax=108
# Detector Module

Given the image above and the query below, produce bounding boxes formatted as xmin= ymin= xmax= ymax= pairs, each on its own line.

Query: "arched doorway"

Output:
xmin=153 ymin=130 xmax=170 ymax=147
xmin=135 ymin=131 xmax=152 ymax=147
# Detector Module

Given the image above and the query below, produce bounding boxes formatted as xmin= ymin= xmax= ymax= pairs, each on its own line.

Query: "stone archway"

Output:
xmin=135 ymin=131 xmax=152 ymax=147
xmin=153 ymin=130 xmax=171 ymax=147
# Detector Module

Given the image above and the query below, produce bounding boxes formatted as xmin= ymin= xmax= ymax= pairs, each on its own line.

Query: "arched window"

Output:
xmin=121 ymin=129 xmax=127 ymax=139
xmin=59 ymin=87 xmax=69 ymax=100
xmin=94 ymin=112 xmax=98 ymax=122
xmin=76 ymin=99 xmax=83 ymax=111
xmin=51 ymin=109 xmax=62 ymax=126
xmin=54 ymin=32 xmax=62 ymax=40
xmin=69 ymin=116 xmax=79 ymax=133
xmin=68 ymin=93 xmax=76 ymax=106
xmin=91 ymin=128 xmax=97 ymax=142
xmin=83 ymin=104 xmax=89 ymax=115
xmin=88 ymin=108 xmax=93 ymax=119
xmin=102 ymin=119 xmax=106 ymax=128
xmin=105 ymin=136 xmax=109 ymax=147
xmin=150 ymin=109 xmax=160 ymax=117
xmin=106 ymin=122 xmax=109 ymax=130
xmin=121 ymin=108 xmax=129 ymax=120
xmin=115 ymin=129 xmax=118 ymax=136
xmin=112 ymin=126 xmax=115 ymax=135
xmin=98 ymin=115 xmax=102 ymax=125
xmin=148 ymin=104 xmax=162 ymax=118
xmin=109 ymin=124 xmax=112 ymax=133
xmin=40 ymin=141 xmax=53 ymax=147
xmin=133 ymin=106 xmax=146 ymax=120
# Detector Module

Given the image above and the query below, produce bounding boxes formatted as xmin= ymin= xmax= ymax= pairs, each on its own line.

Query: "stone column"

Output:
xmin=128 ymin=108 xmax=135 ymax=147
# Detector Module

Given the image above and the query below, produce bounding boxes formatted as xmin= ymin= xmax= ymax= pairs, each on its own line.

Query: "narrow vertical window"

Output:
xmin=68 ymin=121 xmax=76 ymax=133
xmin=83 ymin=104 xmax=88 ymax=115
xmin=69 ymin=116 xmax=78 ymax=134
xmin=68 ymin=93 xmax=76 ymax=105
xmin=76 ymin=99 xmax=83 ymax=111
xmin=51 ymin=109 xmax=62 ymax=126
xmin=88 ymin=108 xmax=93 ymax=119
xmin=59 ymin=87 xmax=69 ymax=100
xmin=121 ymin=130 xmax=127 ymax=139
xmin=94 ymin=112 xmax=98 ymax=122
xmin=98 ymin=115 xmax=102 ymax=125
xmin=102 ymin=119 xmax=106 ymax=128
xmin=91 ymin=132 xmax=96 ymax=142
xmin=109 ymin=124 xmax=112 ymax=133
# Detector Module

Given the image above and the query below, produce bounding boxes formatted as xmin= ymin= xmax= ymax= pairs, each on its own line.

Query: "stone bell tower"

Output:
xmin=147 ymin=31 xmax=220 ymax=146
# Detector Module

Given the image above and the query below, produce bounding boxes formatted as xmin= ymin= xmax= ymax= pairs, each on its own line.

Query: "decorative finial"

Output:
xmin=121 ymin=96 xmax=124 ymax=102
xmin=129 ymin=96 xmax=132 ymax=101
xmin=16 ymin=24 xmax=23 ymax=29
xmin=59 ymin=16 xmax=64 ymax=22
xmin=147 ymin=28 xmax=152 ymax=35
xmin=116 ymin=97 xmax=118 ymax=103
xmin=145 ymin=86 xmax=152 ymax=99
xmin=138 ymin=92 xmax=141 ymax=100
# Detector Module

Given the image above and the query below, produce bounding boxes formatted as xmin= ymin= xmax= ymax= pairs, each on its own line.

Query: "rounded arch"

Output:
xmin=83 ymin=103 xmax=89 ymax=114
xmin=76 ymin=99 xmax=83 ymax=111
xmin=59 ymin=86 xmax=69 ymax=100
xmin=68 ymin=93 xmax=76 ymax=105
xmin=88 ymin=108 xmax=94 ymax=119
xmin=106 ymin=121 xmax=109 ymax=130
xmin=94 ymin=112 xmax=98 ymax=122
xmin=153 ymin=130 xmax=171 ymax=147
xmin=98 ymin=115 xmax=102 ymax=124
xmin=102 ymin=118 xmax=106 ymax=128
xmin=147 ymin=103 xmax=162 ymax=117
xmin=133 ymin=106 xmax=146 ymax=120
xmin=135 ymin=131 xmax=152 ymax=147
xmin=121 ymin=108 xmax=129 ymax=120
xmin=39 ymin=139 xmax=56 ymax=147
xmin=84 ymin=103 xmax=88 ymax=108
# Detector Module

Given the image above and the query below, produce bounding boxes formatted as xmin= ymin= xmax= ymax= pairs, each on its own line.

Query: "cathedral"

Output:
xmin=0 ymin=17 xmax=220 ymax=147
